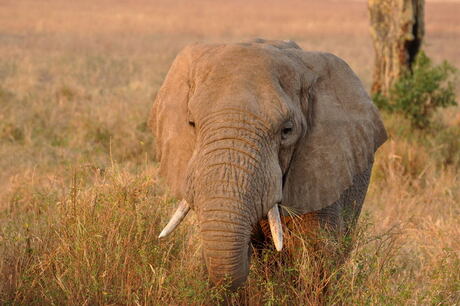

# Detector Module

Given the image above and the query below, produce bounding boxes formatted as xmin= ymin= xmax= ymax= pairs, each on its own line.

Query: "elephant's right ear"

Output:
xmin=149 ymin=45 xmax=199 ymax=199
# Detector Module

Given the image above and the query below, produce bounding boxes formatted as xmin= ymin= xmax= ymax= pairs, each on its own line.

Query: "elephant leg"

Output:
xmin=339 ymin=164 xmax=373 ymax=237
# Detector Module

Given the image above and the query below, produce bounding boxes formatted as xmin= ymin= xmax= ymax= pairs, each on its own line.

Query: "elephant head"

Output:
xmin=150 ymin=39 xmax=387 ymax=289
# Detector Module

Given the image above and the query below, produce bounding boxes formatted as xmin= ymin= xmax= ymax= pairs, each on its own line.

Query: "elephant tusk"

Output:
xmin=267 ymin=204 xmax=283 ymax=251
xmin=158 ymin=199 xmax=190 ymax=238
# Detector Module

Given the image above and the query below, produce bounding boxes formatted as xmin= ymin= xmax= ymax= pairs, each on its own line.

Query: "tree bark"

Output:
xmin=368 ymin=0 xmax=425 ymax=96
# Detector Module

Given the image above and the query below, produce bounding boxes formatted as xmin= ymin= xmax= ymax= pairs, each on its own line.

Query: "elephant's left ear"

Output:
xmin=282 ymin=51 xmax=387 ymax=215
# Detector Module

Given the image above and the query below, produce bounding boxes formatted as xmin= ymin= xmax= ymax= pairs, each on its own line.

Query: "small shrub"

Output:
xmin=430 ymin=126 xmax=460 ymax=167
xmin=374 ymin=51 xmax=457 ymax=129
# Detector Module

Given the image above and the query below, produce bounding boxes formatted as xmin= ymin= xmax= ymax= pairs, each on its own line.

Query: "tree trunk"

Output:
xmin=368 ymin=0 xmax=425 ymax=96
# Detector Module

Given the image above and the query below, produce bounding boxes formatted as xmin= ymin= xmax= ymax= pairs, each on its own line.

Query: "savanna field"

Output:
xmin=1 ymin=0 xmax=459 ymax=304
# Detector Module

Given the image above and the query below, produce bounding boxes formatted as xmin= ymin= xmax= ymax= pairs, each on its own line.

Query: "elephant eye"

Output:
xmin=281 ymin=121 xmax=294 ymax=140
xmin=187 ymin=109 xmax=195 ymax=128
xmin=282 ymin=127 xmax=292 ymax=135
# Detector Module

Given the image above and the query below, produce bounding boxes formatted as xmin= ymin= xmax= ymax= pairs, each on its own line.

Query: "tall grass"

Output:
xmin=1 ymin=0 xmax=459 ymax=304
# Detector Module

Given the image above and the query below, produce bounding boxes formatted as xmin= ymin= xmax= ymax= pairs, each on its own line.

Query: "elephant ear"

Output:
xmin=149 ymin=45 xmax=204 ymax=199
xmin=282 ymin=51 xmax=387 ymax=215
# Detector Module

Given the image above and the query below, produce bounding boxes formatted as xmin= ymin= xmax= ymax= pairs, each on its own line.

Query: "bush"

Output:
xmin=374 ymin=51 xmax=457 ymax=129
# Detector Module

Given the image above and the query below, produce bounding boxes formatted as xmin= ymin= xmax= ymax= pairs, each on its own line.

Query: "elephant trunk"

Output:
xmin=194 ymin=147 xmax=262 ymax=289
xmin=188 ymin=113 xmax=273 ymax=289
xmin=199 ymin=201 xmax=252 ymax=289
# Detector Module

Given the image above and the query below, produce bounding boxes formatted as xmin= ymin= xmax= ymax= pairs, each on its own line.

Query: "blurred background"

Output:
xmin=0 ymin=0 xmax=459 ymax=304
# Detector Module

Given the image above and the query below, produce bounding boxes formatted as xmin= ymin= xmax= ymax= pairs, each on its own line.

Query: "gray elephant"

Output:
xmin=150 ymin=39 xmax=387 ymax=290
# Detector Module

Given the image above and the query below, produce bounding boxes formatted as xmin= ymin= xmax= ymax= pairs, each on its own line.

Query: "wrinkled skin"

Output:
xmin=150 ymin=39 xmax=387 ymax=290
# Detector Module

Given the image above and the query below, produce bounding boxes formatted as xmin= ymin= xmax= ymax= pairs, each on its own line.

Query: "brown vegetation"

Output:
xmin=1 ymin=0 xmax=459 ymax=304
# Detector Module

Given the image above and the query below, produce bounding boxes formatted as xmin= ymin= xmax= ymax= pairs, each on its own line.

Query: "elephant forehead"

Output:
xmin=189 ymin=82 xmax=294 ymax=130
xmin=197 ymin=45 xmax=298 ymax=80
xmin=188 ymin=46 xmax=302 ymax=124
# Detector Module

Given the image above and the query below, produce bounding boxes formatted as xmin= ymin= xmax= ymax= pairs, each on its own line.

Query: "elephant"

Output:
xmin=150 ymin=39 xmax=387 ymax=290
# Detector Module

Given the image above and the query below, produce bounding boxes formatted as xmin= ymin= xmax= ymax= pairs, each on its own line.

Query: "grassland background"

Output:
xmin=0 ymin=0 xmax=459 ymax=304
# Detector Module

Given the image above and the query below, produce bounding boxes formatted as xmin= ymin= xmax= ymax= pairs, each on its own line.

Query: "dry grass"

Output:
xmin=0 ymin=0 xmax=459 ymax=304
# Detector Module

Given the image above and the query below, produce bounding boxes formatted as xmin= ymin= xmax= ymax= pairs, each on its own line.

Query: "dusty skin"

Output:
xmin=151 ymin=39 xmax=387 ymax=289
xmin=1 ymin=0 xmax=459 ymax=304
